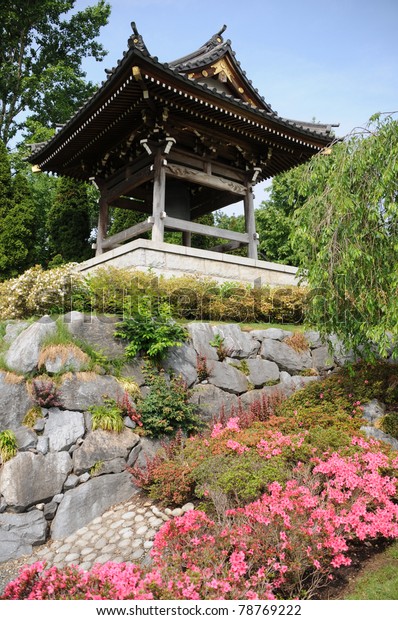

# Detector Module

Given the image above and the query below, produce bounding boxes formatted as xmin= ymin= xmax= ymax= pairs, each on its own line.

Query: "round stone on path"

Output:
xmin=131 ymin=549 xmax=144 ymax=560
xmin=122 ymin=511 xmax=135 ymax=519
xmin=79 ymin=562 xmax=92 ymax=571
xmin=134 ymin=514 xmax=144 ymax=523
xmin=145 ymin=529 xmax=157 ymax=539
xmin=56 ymin=543 xmax=70 ymax=554
xmin=171 ymin=508 xmax=183 ymax=517
xmin=144 ymin=540 xmax=153 ymax=550
xmin=148 ymin=516 xmax=163 ymax=528
xmin=136 ymin=525 xmax=148 ymax=536
xmin=110 ymin=519 xmax=125 ymax=529
xmin=95 ymin=553 xmax=113 ymax=563
xmin=81 ymin=547 xmax=95 ymax=557
xmin=65 ymin=553 xmax=80 ymax=562
xmin=102 ymin=543 xmax=117 ymax=554
xmin=131 ymin=538 xmax=143 ymax=548
xmin=95 ymin=539 xmax=107 ymax=550
xmin=118 ymin=538 xmax=132 ymax=549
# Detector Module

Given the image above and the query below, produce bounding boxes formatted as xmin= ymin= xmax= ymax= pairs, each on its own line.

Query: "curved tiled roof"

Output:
xmin=28 ymin=22 xmax=336 ymax=177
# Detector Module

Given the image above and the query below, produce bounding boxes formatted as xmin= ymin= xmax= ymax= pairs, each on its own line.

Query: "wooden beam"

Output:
xmin=244 ymin=182 xmax=258 ymax=260
xmin=208 ymin=240 xmax=242 ymax=253
xmin=95 ymin=195 xmax=109 ymax=256
xmin=104 ymin=166 xmax=153 ymax=204
xmin=163 ymin=215 xmax=250 ymax=244
xmin=168 ymin=148 xmax=246 ymax=181
xmin=152 ymin=150 xmax=166 ymax=243
xmin=111 ymin=197 xmax=151 ymax=215
xmin=165 ymin=163 xmax=246 ymax=196
xmin=101 ymin=218 xmax=154 ymax=249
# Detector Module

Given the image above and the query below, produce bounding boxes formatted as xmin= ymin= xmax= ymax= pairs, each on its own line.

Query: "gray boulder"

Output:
xmin=255 ymin=328 xmax=292 ymax=341
xmin=213 ymin=324 xmax=260 ymax=358
xmin=239 ymin=384 xmax=283 ymax=409
xmin=208 ymin=361 xmax=249 ymax=394
xmin=72 ymin=428 xmax=140 ymax=475
xmin=119 ymin=359 xmax=146 ymax=386
xmin=189 ymin=383 xmax=239 ymax=421
xmin=14 ymin=426 xmax=38 ymax=451
xmin=163 ymin=342 xmax=198 ymax=387
xmin=328 ymin=334 xmax=356 ymax=366
xmin=0 ymin=371 xmax=35 ymax=431
xmin=0 ymin=510 xmax=47 ymax=561
xmin=4 ymin=316 xmax=57 ymax=374
xmin=59 ymin=373 xmax=125 ymax=411
xmin=3 ymin=321 xmax=30 ymax=344
xmin=64 ymin=312 xmax=126 ymax=360
xmin=187 ymin=323 xmax=218 ymax=361
xmin=304 ymin=330 xmax=324 ymax=349
xmin=51 ymin=472 xmax=138 ymax=539
xmin=0 ymin=452 xmax=72 ymax=511
xmin=360 ymin=426 xmax=398 ymax=451
xmin=40 ymin=345 xmax=90 ymax=374
xmin=245 ymin=359 xmax=280 ymax=388
xmin=311 ymin=345 xmax=335 ymax=372
xmin=260 ymin=339 xmax=312 ymax=373
xmin=361 ymin=399 xmax=386 ymax=425
xmin=135 ymin=437 xmax=164 ymax=470
xmin=43 ymin=408 xmax=85 ymax=452
xmin=0 ymin=531 xmax=32 ymax=563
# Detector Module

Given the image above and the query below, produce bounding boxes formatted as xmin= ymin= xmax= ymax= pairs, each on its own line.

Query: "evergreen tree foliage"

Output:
xmin=0 ymin=143 xmax=37 ymax=279
xmin=47 ymin=177 xmax=93 ymax=263
xmin=108 ymin=207 xmax=147 ymax=237
xmin=292 ymin=113 xmax=398 ymax=359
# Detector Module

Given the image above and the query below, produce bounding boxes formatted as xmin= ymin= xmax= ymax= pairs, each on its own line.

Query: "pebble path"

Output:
xmin=0 ymin=492 xmax=194 ymax=594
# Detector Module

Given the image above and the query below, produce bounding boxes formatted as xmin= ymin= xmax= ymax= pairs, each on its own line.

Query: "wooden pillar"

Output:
xmin=96 ymin=194 xmax=109 ymax=256
xmin=182 ymin=230 xmax=192 ymax=247
xmin=152 ymin=150 xmax=166 ymax=244
xmin=244 ymin=183 xmax=258 ymax=260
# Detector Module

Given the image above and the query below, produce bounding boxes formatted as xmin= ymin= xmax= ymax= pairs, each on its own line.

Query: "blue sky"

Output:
xmin=75 ymin=0 xmax=398 ymax=210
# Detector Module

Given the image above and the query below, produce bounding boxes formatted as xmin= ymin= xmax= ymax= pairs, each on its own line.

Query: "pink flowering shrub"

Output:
xmin=0 ymin=561 xmax=167 ymax=600
xmin=5 ymin=362 xmax=398 ymax=600
xmin=4 ymin=438 xmax=398 ymax=601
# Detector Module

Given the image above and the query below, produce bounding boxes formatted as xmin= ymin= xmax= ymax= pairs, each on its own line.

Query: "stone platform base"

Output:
xmin=78 ymin=239 xmax=299 ymax=287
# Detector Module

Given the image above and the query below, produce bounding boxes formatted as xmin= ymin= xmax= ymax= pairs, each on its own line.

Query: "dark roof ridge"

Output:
xmin=169 ymin=25 xmax=228 ymax=68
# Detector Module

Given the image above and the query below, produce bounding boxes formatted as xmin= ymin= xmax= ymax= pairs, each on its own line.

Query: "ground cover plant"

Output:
xmin=3 ymin=361 xmax=398 ymax=600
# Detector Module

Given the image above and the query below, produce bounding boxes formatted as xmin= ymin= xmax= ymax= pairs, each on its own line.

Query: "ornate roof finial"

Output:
xmin=211 ymin=24 xmax=227 ymax=46
xmin=128 ymin=22 xmax=149 ymax=54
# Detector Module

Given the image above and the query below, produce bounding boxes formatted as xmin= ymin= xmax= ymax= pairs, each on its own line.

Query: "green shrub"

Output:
xmin=146 ymin=460 xmax=195 ymax=505
xmin=114 ymin=296 xmax=188 ymax=361
xmin=0 ymin=430 xmax=17 ymax=462
xmin=380 ymin=413 xmax=398 ymax=439
xmin=137 ymin=367 xmax=202 ymax=438
xmin=194 ymin=452 xmax=289 ymax=505
xmin=89 ymin=397 xmax=125 ymax=432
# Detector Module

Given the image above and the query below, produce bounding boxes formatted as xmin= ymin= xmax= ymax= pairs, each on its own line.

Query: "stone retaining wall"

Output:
xmin=0 ymin=313 xmax=384 ymax=562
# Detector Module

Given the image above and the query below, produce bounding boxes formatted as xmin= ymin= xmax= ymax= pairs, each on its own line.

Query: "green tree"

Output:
xmin=255 ymin=167 xmax=306 ymax=265
xmin=292 ymin=113 xmax=398 ymax=359
xmin=0 ymin=0 xmax=110 ymax=144
xmin=108 ymin=208 xmax=147 ymax=237
xmin=47 ymin=177 xmax=93 ymax=263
